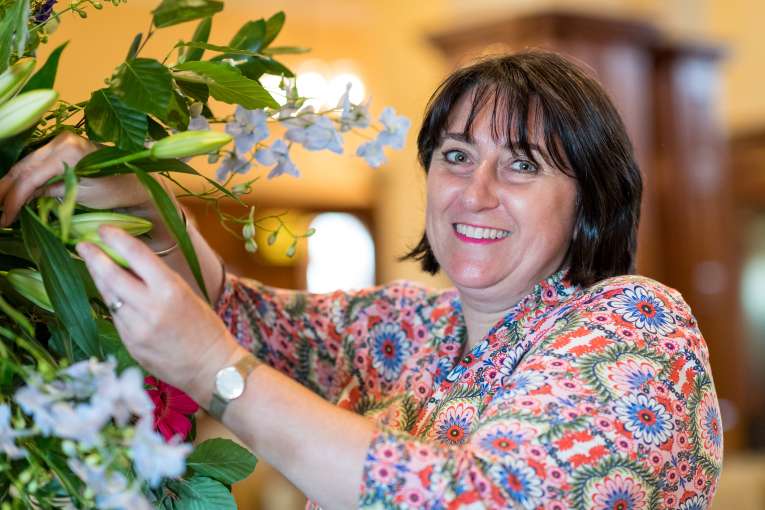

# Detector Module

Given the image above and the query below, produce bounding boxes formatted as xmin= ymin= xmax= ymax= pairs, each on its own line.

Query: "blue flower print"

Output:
xmin=614 ymin=393 xmax=674 ymax=445
xmin=371 ymin=323 xmax=411 ymax=382
xmin=609 ymin=285 xmax=676 ymax=335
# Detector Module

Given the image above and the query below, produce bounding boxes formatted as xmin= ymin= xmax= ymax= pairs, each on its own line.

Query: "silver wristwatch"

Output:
xmin=209 ymin=354 xmax=260 ymax=421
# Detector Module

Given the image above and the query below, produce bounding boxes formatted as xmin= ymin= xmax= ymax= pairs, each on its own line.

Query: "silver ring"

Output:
xmin=108 ymin=298 xmax=124 ymax=314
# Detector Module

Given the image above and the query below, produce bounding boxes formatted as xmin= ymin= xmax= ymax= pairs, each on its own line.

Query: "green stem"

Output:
xmin=80 ymin=149 xmax=152 ymax=171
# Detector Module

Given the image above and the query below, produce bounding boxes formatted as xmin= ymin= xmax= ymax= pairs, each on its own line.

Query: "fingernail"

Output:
xmin=75 ymin=243 xmax=90 ymax=258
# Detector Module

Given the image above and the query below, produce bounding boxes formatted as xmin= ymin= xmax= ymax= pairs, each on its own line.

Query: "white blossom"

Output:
xmin=255 ymin=139 xmax=300 ymax=178
xmin=93 ymin=366 xmax=153 ymax=426
xmin=216 ymin=152 xmax=252 ymax=182
xmin=0 ymin=404 xmax=27 ymax=459
xmin=225 ymin=106 xmax=269 ymax=156
xmin=130 ymin=418 xmax=191 ymax=487
xmin=356 ymin=139 xmax=386 ymax=168
xmin=14 ymin=381 xmax=59 ymax=435
xmin=376 ymin=106 xmax=410 ymax=149
xmin=68 ymin=459 xmax=152 ymax=510
xmin=50 ymin=401 xmax=110 ymax=446
xmin=285 ymin=115 xmax=343 ymax=154
xmin=338 ymin=83 xmax=370 ymax=132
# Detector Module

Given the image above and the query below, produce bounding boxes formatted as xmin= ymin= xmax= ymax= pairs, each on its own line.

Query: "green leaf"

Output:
xmin=263 ymin=12 xmax=285 ymax=48
xmin=181 ymin=17 xmax=212 ymax=63
xmin=75 ymin=146 xmax=196 ymax=177
xmin=175 ymin=78 xmax=209 ymax=103
xmin=96 ymin=318 xmax=138 ymax=371
xmin=152 ymin=0 xmax=223 ymax=29
xmin=57 ymin=163 xmax=78 ymax=243
xmin=126 ymin=33 xmax=142 ymax=61
xmin=159 ymin=89 xmax=190 ymax=131
xmin=261 ymin=46 xmax=309 ymax=55
xmin=228 ymin=19 xmax=266 ymax=52
xmin=0 ymin=0 xmax=30 ymax=73
xmin=177 ymin=41 xmax=266 ymax=57
xmin=20 ymin=207 xmax=102 ymax=358
xmin=174 ymin=61 xmax=277 ymax=109
xmin=233 ymin=56 xmax=294 ymax=81
xmin=186 ymin=438 xmax=257 ymax=484
xmin=85 ymin=88 xmax=148 ymax=151
xmin=148 ymin=115 xmax=170 ymax=140
xmin=175 ymin=476 xmax=237 ymax=510
xmin=0 ymin=293 xmax=34 ymax=337
xmin=110 ymin=58 xmax=173 ymax=119
xmin=22 ymin=41 xmax=68 ymax=92
xmin=0 ymin=127 xmax=34 ymax=176
xmin=130 ymin=165 xmax=209 ymax=301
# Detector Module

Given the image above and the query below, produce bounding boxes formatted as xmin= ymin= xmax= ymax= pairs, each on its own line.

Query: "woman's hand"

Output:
xmin=0 ymin=131 xmax=152 ymax=227
xmin=75 ymin=224 xmax=242 ymax=404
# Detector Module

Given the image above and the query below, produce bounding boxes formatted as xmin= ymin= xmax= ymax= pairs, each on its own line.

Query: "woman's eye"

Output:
xmin=443 ymin=149 xmax=468 ymax=164
xmin=510 ymin=159 xmax=538 ymax=173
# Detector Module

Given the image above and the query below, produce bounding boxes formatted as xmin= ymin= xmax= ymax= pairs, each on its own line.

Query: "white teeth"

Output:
xmin=454 ymin=223 xmax=510 ymax=240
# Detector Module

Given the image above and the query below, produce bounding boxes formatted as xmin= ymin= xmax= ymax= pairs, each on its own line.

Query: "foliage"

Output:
xmin=0 ymin=0 xmax=409 ymax=507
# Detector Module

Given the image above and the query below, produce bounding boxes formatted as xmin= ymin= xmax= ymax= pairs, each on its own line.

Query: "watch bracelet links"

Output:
xmin=152 ymin=207 xmax=188 ymax=257
xmin=208 ymin=353 xmax=261 ymax=422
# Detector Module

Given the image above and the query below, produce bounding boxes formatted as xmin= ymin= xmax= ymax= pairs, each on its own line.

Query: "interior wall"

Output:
xmin=39 ymin=0 xmax=763 ymax=289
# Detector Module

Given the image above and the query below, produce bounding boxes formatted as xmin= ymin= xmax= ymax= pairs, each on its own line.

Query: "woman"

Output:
xmin=0 ymin=51 xmax=722 ymax=509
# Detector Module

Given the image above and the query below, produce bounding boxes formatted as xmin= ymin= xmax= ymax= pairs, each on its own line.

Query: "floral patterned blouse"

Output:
xmin=215 ymin=270 xmax=722 ymax=510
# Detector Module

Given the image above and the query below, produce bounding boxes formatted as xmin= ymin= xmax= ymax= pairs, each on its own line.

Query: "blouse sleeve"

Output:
xmin=215 ymin=273 xmax=353 ymax=400
xmin=357 ymin=277 xmax=723 ymax=509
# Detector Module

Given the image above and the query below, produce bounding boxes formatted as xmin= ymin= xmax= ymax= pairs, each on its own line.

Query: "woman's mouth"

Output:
xmin=453 ymin=223 xmax=511 ymax=244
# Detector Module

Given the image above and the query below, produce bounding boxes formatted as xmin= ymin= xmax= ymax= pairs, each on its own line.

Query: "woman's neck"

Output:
xmin=458 ymin=286 xmax=530 ymax=352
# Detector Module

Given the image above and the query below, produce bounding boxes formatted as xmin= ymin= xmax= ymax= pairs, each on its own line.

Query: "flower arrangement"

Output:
xmin=0 ymin=0 xmax=409 ymax=507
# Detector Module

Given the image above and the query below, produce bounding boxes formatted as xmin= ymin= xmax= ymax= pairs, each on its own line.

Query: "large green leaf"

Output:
xmin=85 ymin=88 xmax=148 ymax=151
xmin=0 ymin=0 xmax=30 ymax=73
xmin=75 ymin=146 xmax=196 ymax=176
xmin=186 ymin=438 xmax=257 ymax=484
xmin=110 ymin=58 xmax=173 ymax=119
xmin=178 ymin=41 xmax=265 ymax=57
xmin=20 ymin=207 xmax=102 ymax=358
xmin=130 ymin=165 xmax=209 ymax=301
xmin=152 ymin=0 xmax=223 ymax=29
xmin=175 ymin=78 xmax=209 ymax=103
xmin=228 ymin=19 xmax=266 ymax=52
xmin=22 ymin=41 xmax=68 ymax=92
xmin=175 ymin=476 xmax=237 ymax=510
xmin=96 ymin=318 xmax=138 ymax=371
xmin=263 ymin=12 xmax=286 ymax=48
xmin=158 ymin=89 xmax=190 ymax=131
xmin=173 ymin=61 xmax=277 ymax=109
xmin=181 ymin=17 xmax=212 ymax=63
xmin=236 ymin=56 xmax=293 ymax=81
xmin=0 ymin=127 xmax=35 ymax=175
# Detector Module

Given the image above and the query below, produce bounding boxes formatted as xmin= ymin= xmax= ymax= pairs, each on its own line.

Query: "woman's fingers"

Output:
xmin=75 ymin=241 xmax=147 ymax=306
xmin=96 ymin=226 xmax=173 ymax=287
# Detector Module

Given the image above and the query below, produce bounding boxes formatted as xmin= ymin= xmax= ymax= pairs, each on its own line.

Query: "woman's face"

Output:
xmin=425 ymin=94 xmax=577 ymax=303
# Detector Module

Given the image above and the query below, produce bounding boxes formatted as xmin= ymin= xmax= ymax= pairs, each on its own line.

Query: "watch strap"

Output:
xmin=209 ymin=353 xmax=260 ymax=422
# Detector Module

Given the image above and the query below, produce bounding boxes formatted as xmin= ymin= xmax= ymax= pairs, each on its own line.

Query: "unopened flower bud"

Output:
xmin=0 ymin=89 xmax=58 ymax=140
xmin=61 ymin=440 xmax=77 ymax=456
xmin=0 ymin=58 xmax=36 ymax=105
xmin=5 ymin=268 xmax=53 ymax=312
xmin=150 ymin=130 xmax=232 ymax=159
xmin=286 ymin=240 xmax=297 ymax=258
xmin=242 ymin=223 xmax=255 ymax=240
xmin=189 ymin=102 xmax=204 ymax=117
xmin=245 ymin=238 xmax=258 ymax=253
xmin=66 ymin=212 xmax=153 ymax=239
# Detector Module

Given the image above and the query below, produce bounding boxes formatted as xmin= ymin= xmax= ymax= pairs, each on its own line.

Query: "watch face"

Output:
xmin=216 ymin=366 xmax=245 ymax=400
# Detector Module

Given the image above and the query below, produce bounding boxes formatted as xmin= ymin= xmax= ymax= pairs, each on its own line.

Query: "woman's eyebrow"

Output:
xmin=442 ymin=132 xmax=474 ymax=144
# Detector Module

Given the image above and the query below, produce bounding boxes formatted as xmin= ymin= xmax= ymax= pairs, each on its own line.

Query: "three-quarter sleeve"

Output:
xmin=357 ymin=276 xmax=723 ymax=509
xmin=215 ymin=273 xmax=352 ymax=400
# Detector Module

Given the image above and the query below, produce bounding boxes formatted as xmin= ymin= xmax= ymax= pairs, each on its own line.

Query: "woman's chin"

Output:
xmin=442 ymin=263 xmax=505 ymax=292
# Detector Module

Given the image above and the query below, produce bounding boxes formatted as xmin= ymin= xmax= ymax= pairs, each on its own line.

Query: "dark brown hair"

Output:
xmin=402 ymin=51 xmax=642 ymax=287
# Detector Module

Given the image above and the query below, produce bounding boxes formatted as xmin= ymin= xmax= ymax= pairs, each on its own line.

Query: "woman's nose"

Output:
xmin=461 ymin=161 xmax=499 ymax=211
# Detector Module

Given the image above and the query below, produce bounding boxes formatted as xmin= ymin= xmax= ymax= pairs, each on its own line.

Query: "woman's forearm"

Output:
xmin=192 ymin=345 xmax=375 ymax=510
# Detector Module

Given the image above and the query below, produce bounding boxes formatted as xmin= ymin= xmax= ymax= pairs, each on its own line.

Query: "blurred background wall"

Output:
xmin=40 ymin=0 xmax=765 ymax=507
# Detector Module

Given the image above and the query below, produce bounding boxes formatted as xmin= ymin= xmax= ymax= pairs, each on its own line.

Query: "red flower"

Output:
xmin=145 ymin=376 xmax=199 ymax=441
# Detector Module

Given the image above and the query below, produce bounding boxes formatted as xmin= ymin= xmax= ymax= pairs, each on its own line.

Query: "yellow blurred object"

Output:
xmin=253 ymin=209 xmax=311 ymax=266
